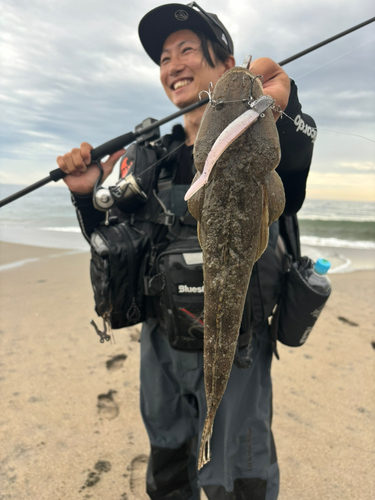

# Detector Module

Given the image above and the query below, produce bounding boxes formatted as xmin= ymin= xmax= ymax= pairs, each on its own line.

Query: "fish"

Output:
xmin=186 ymin=66 xmax=285 ymax=470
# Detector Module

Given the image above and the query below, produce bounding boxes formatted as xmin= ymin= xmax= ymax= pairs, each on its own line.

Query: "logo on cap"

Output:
xmin=222 ymin=33 xmax=228 ymax=46
xmin=175 ymin=10 xmax=189 ymax=21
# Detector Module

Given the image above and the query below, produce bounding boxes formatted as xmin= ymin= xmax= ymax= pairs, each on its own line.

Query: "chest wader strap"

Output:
xmin=141 ymin=189 xmax=180 ymax=296
xmin=269 ymin=248 xmax=292 ymax=360
xmin=157 ymin=212 xmax=175 ymax=226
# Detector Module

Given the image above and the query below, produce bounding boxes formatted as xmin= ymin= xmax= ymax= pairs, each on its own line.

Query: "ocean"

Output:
xmin=298 ymin=199 xmax=375 ymax=273
xmin=1 ymin=184 xmax=374 ymax=273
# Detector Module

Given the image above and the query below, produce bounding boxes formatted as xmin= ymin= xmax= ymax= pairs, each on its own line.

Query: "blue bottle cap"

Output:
xmin=314 ymin=258 xmax=331 ymax=274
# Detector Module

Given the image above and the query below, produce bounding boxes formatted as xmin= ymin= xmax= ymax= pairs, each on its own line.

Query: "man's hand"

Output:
xmin=56 ymin=143 xmax=125 ymax=195
xmin=250 ymin=57 xmax=290 ymax=120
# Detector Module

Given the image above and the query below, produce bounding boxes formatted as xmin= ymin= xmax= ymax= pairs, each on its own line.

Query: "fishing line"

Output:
xmin=294 ymin=38 xmax=375 ymax=81
xmin=308 ymin=129 xmax=375 ymax=144
xmin=141 ymin=96 xmax=374 ymax=184
xmin=274 ymin=107 xmax=375 ymax=144
xmin=136 ymin=136 xmax=194 ymax=180
xmin=137 ymin=110 xmax=374 ymax=188
xmin=139 ymin=87 xmax=374 ymax=183
xmin=202 ymin=76 xmax=375 ymax=145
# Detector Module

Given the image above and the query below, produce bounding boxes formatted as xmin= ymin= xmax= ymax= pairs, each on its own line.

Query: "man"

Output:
xmin=57 ymin=3 xmax=315 ymax=499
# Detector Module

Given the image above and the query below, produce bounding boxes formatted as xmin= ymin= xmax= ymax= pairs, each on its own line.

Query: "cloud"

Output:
xmin=338 ymin=161 xmax=375 ymax=171
xmin=306 ymin=170 xmax=375 ymax=201
xmin=0 ymin=0 xmax=374 ymax=202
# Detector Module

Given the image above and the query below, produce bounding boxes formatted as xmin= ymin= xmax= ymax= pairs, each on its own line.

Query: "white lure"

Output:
xmin=184 ymin=108 xmax=260 ymax=201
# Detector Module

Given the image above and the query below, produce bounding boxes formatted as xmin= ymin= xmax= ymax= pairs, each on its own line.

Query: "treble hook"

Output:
xmin=199 ymin=82 xmax=214 ymax=105
xmin=248 ymin=74 xmax=264 ymax=103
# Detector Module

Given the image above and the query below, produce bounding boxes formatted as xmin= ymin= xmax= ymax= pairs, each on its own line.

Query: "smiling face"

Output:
xmin=160 ymin=29 xmax=229 ymax=109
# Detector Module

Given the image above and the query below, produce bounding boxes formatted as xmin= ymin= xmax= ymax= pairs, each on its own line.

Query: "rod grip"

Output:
xmin=49 ymin=168 xmax=67 ymax=181
xmin=90 ymin=131 xmax=136 ymax=161
xmin=49 ymin=131 xmax=137 ymax=182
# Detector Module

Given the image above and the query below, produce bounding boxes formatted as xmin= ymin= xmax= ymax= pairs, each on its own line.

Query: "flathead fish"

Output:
xmin=186 ymin=66 xmax=285 ymax=469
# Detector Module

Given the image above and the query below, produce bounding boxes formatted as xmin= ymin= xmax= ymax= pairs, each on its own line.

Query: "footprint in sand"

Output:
xmin=129 ymin=454 xmax=148 ymax=498
xmin=97 ymin=390 xmax=119 ymax=419
xmin=106 ymin=354 xmax=127 ymax=371
xmin=79 ymin=461 xmax=112 ymax=494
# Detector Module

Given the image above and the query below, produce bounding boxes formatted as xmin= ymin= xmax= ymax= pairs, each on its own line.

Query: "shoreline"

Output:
xmin=1 ymin=239 xmax=374 ymax=275
xmin=0 ymin=241 xmax=85 ymax=272
xmin=301 ymin=243 xmax=375 ymax=274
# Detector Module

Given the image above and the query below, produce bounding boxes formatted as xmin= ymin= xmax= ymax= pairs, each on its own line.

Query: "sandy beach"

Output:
xmin=0 ymin=241 xmax=374 ymax=500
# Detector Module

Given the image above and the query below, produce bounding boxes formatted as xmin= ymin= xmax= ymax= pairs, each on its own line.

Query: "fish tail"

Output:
xmin=198 ymin=419 xmax=214 ymax=470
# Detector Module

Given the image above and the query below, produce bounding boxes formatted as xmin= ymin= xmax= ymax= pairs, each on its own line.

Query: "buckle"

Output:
xmin=157 ymin=211 xmax=175 ymax=226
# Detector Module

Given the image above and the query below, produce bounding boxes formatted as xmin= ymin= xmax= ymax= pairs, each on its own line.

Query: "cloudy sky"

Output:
xmin=1 ymin=0 xmax=374 ymax=201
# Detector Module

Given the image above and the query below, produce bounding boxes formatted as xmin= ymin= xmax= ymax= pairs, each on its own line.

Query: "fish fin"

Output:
xmin=255 ymin=217 xmax=269 ymax=262
xmin=198 ymin=420 xmax=213 ymax=470
xmin=197 ymin=222 xmax=203 ymax=248
xmin=187 ymin=171 xmax=205 ymax=222
xmin=255 ymin=172 xmax=285 ymax=262
xmin=264 ymin=170 xmax=285 ymax=225
xmin=254 ymin=184 xmax=270 ymax=262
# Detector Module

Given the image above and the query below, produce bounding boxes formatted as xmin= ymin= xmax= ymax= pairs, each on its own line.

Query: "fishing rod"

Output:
xmin=1 ymin=16 xmax=374 ymax=209
xmin=278 ymin=16 xmax=375 ymax=66
xmin=0 ymin=101 xmax=210 ymax=208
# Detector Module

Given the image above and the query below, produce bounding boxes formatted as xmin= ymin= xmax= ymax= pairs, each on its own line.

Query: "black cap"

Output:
xmin=138 ymin=2 xmax=234 ymax=65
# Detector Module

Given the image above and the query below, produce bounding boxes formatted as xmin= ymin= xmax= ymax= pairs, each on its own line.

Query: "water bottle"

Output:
xmin=305 ymin=258 xmax=331 ymax=294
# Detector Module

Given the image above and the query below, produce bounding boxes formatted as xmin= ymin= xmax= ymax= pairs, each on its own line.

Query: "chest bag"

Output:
xmin=89 ymin=139 xmax=165 ymax=338
xmin=88 ymin=131 xmax=206 ymax=346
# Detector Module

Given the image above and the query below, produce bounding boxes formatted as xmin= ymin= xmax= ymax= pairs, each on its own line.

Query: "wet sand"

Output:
xmin=0 ymin=241 xmax=374 ymax=499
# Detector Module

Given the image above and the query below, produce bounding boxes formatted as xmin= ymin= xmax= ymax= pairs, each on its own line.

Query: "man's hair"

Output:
xmin=194 ymin=30 xmax=232 ymax=67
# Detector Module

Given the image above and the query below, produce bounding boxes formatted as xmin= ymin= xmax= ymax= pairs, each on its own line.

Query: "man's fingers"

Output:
xmin=56 ymin=156 xmax=70 ymax=175
xmin=56 ymin=143 xmax=123 ymax=183
xmin=80 ymin=142 xmax=93 ymax=166
xmin=71 ymin=148 xmax=87 ymax=173
xmin=102 ymin=149 xmax=126 ymax=171
xmin=62 ymin=151 xmax=81 ymax=176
